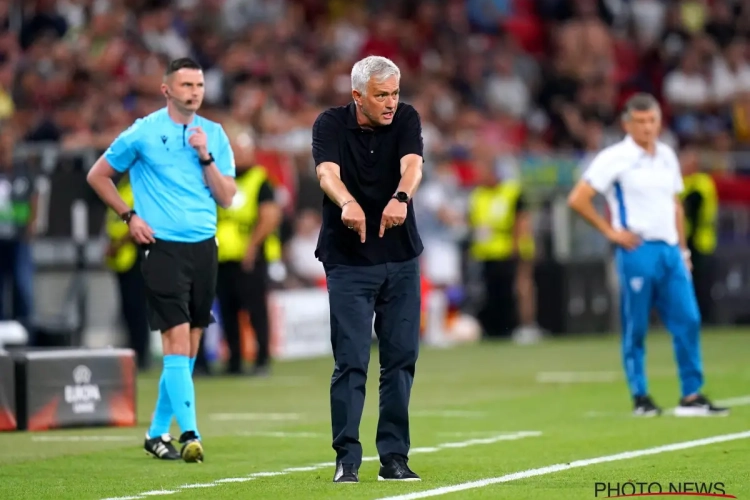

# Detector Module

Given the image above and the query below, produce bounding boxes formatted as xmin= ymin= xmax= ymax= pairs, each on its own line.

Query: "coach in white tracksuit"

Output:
xmin=567 ymin=93 xmax=728 ymax=417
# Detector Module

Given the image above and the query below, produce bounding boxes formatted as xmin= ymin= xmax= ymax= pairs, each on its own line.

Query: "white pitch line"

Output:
xmin=31 ymin=435 xmax=136 ymax=442
xmin=209 ymin=413 xmax=302 ymax=421
xmin=374 ymin=430 xmax=750 ymax=500
xmin=102 ymin=431 xmax=541 ymax=500
xmin=536 ymin=371 xmax=619 ymax=383
xmin=235 ymin=431 xmax=323 ymax=438
xmin=411 ymin=410 xmax=486 ymax=418
xmin=585 ymin=394 xmax=750 ymax=418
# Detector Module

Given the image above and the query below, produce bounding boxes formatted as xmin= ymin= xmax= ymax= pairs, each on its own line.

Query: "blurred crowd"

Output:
xmin=2 ymin=0 xmax=750 ymax=337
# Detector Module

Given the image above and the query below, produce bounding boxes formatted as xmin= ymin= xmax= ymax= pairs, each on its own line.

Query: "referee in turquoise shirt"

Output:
xmin=87 ymin=58 xmax=236 ymax=463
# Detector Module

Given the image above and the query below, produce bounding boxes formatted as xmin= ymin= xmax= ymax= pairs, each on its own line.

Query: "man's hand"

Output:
xmin=342 ymin=201 xmax=366 ymax=243
xmin=241 ymin=244 xmax=257 ymax=271
xmin=128 ymin=215 xmax=156 ymax=244
xmin=379 ymin=198 xmax=407 ymax=237
xmin=188 ymin=127 xmax=209 ymax=159
xmin=606 ymin=228 xmax=641 ymax=250
xmin=682 ymin=248 xmax=693 ymax=272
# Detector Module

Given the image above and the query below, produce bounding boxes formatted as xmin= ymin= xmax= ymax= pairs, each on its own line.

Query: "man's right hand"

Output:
xmin=606 ymin=228 xmax=640 ymax=250
xmin=128 ymin=215 xmax=156 ymax=244
xmin=341 ymin=201 xmax=366 ymax=243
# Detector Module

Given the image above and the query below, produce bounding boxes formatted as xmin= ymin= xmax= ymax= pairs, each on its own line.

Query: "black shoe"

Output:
xmin=144 ymin=433 xmax=180 ymax=460
xmin=674 ymin=394 xmax=729 ymax=417
xmin=633 ymin=395 xmax=662 ymax=417
xmin=378 ymin=456 xmax=421 ymax=481
xmin=179 ymin=431 xmax=204 ymax=463
xmin=333 ymin=463 xmax=359 ymax=483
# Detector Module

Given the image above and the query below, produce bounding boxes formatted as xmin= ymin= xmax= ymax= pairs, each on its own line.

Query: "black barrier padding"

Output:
xmin=13 ymin=348 xmax=136 ymax=431
xmin=0 ymin=350 xmax=16 ymax=431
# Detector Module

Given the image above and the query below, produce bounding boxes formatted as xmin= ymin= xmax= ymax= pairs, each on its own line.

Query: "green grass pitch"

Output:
xmin=0 ymin=328 xmax=748 ymax=500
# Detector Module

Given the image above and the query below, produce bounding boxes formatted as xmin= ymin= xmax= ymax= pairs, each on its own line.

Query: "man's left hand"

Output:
xmin=683 ymin=251 xmax=693 ymax=272
xmin=379 ymin=198 xmax=407 ymax=237
xmin=241 ymin=244 xmax=257 ymax=271
xmin=188 ymin=127 xmax=209 ymax=159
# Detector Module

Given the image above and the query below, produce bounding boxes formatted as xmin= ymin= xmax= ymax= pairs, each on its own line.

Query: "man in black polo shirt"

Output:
xmin=312 ymin=55 xmax=425 ymax=484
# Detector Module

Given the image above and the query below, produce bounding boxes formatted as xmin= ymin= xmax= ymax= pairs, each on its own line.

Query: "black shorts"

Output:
xmin=141 ymin=237 xmax=218 ymax=332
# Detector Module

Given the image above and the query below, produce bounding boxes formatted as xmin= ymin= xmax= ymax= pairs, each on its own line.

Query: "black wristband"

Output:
xmin=199 ymin=153 xmax=214 ymax=166
xmin=120 ymin=210 xmax=136 ymax=224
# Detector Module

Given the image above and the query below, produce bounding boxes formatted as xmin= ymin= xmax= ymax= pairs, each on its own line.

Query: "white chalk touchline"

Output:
xmin=374 ymin=430 xmax=750 ymax=500
xmin=209 ymin=413 xmax=302 ymax=421
xmin=584 ymin=394 xmax=750 ymax=418
xmin=31 ymin=435 xmax=136 ymax=442
xmin=99 ymin=431 xmax=541 ymax=500
xmin=411 ymin=410 xmax=486 ymax=418
xmin=234 ymin=431 xmax=323 ymax=438
xmin=536 ymin=371 xmax=619 ymax=383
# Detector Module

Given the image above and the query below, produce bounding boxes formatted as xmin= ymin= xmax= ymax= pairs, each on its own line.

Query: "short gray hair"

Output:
xmin=623 ymin=92 xmax=660 ymax=120
xmin=351 ymin=56 xmax=401 ymax=95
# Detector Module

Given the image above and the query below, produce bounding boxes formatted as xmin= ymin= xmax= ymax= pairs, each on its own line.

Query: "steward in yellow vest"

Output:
xmin=215 ymin=164 xmax=282 ymax=375
xmin=468 ymin=162 xmax=537 ymax=339
xmin=104 ymin=174 xmax=151 ymax=369
xmin=679 ymin=147 xmax=718 ymax=324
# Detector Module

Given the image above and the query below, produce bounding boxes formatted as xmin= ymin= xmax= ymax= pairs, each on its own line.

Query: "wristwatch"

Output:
xmin=120 ymin=210 xmax=136 ymax=224
xmin=392 ymin=191 xmax=410 ymax=203
xmin=199 ymin=153 xmax=214 ymax=166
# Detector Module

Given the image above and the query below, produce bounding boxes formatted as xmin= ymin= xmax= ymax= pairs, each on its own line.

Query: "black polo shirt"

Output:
xmin=312 ymin=101 xmax=424 ymax=266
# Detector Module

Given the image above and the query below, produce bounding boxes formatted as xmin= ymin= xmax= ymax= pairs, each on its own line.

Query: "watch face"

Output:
xmin=396 ymin=192 xmax=408 ymax=202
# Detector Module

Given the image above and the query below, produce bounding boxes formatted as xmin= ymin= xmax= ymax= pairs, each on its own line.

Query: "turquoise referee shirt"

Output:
xmin=104 ymin=108 xmax=235 ymax=243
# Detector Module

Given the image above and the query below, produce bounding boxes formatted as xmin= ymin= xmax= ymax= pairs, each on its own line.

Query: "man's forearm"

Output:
xmin=249 ymin=205 xmax=281 ymax=248
xmin=570 ymin=200 xmax=613 ymax=237
xmin=88 ymin=174 xmax=131 ymax=216
xmin=676 ymin=204 xmax=687 ymax=249
xmin=397 ymin=164 xmax=423 ymax=197
xmin=203 ymin=163 xmax=236 ymax=208
xmin=320 ymin=171 xmax=355 ymax=207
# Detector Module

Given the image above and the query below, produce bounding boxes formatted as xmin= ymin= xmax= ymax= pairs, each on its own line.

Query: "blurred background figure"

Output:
xmin=214 ymin=129 xmax=282 ymax=377
xmin=467 ymin=155 xmax=539 ymax=341
xmin=680 ymin=145 xmax=718 ymax=325
xmin=104 ymin=172 xmax=150 ymax=370
xmin=0 ymin=126 xmax=37 ymax=336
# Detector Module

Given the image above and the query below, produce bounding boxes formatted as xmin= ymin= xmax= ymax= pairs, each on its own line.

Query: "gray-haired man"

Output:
xmin=311 ymin=55 xmax=425 ymax=483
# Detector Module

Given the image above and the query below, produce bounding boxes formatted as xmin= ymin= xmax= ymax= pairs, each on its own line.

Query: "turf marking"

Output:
xmin=208 ymin=412 xmax=302 ymax=421
xmin=374 ymin=430 xmax=750 ymax=500
xmin=536 ymin=371 xmax=619 ymax=383
xmin=99 ymin=431 xmax=541 ymax=500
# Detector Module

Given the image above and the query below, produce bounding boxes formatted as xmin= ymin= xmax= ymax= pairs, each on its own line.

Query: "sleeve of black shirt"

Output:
xmin=516 ymin=193 xmax=527 ymax=213
xmin=312 ymin=111 xmax=341 ymax=167
xmin=398 ymin=105 xmax=424 ymax=159
xmin=257 ymin=180 xmax=275 ymax=204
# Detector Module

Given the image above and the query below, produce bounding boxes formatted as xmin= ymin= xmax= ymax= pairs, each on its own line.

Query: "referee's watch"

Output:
xmin=120 ymin=210 xmax=136 ymax=224
xmin=392 ymin=191 xmax=410 ymax=203
xmin=199 ymin=153 xmax=214 ymax=166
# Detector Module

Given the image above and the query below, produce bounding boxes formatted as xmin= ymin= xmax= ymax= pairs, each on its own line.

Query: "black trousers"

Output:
xmin=477 ymin=259 xmax=518 ymax=337
xmin=116 ymin=261 xmax=151 ymax=370
xmin=216 ymin=261 xmax=270 ymax=372
xmin=324 ymin=258 xmax=421 ymax=468
xmin=690 ymin=251 xmax=715 ymax=325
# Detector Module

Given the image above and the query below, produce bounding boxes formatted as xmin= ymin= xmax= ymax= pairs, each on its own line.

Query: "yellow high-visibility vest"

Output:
xmin=216 ymin=166 xmax=281 ymax=263
xmin=681 ymin=172 xmax=718 ymax=255
xmin=105 ymin=179 xmax=137 ymax=273
xmin=468 ymin=180 xmax=534 ymax=261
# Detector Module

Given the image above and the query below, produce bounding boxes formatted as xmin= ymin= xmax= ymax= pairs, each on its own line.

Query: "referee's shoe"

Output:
xmin=179 ymin=431 xmax=204 ymax=463
xmin=144 ymin=433 xmax=180 ymax=460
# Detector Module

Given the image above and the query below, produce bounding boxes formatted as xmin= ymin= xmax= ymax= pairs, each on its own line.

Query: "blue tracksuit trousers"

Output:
xmin=615 ymin=242 xmax=703 ymax=398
